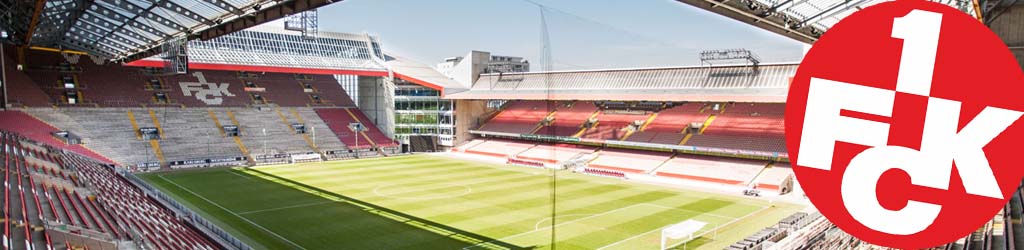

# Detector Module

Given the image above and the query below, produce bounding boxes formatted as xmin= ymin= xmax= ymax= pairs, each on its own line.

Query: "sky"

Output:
xmin=264 ymin=0 xmax=807 ymax=71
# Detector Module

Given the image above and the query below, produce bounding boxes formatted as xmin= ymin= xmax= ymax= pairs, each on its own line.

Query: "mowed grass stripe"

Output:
xmin=142 ymin=172 xmax=306 ymax=250
xmin=171 ymin=169 xmax=327 ymax=212
xmin=259 ymin=156 xmax=484 ymax=177
xmin=142 ymin=155 xmax=800 ymax=250
xmin=554 ymin=200 xmax=738 ymax=249
xmin=300 ymin=162 xmax=524 ymax=191
xmin=271 ymin=160 xmax=497 ymax=184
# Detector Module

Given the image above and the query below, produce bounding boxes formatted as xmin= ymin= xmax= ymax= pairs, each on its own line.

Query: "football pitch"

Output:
xmin=139 ymin=154 xmax=802 ymax=250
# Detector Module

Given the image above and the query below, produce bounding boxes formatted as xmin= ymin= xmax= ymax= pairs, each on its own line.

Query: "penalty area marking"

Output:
xmin=463 ymin=203 xmax=748 ymax=250
xmin=373 ymin=183 xmax=473 ymax=200
xmin=595 ymin=204 xmax=771 ymax=250
xmin=534 ymin=214 xmax=595 ymax=230
xmin=462 ymin=203 xmax=652 ymax=250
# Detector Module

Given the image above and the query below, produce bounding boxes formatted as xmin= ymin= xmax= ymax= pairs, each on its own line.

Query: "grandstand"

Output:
xmin=0 ymin=0 xmax=1017 ymax=249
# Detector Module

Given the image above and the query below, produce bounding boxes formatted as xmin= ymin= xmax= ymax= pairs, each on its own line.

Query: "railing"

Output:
xmin=117 ymin=167 xmax=254 ymax=250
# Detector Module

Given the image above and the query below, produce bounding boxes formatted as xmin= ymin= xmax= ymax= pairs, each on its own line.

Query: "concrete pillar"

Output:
xmin=357 ymin=76 xmax=396 ymax=138
xmin=453 ymin=99 xmax=495 ymax=146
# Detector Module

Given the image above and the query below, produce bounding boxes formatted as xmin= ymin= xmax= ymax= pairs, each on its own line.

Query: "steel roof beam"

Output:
xmin=793 ymin=0 xmax=863 ymax=29
xmin=199 ymin=0 xmax=243 ymax=15
xmin=119 ymin=0 xmax=339 ymax=62
xmin=0 ymin=0 xmax=35 ymax=44
xmin=198 ymin=0 xmax=333 ymax=41
xmin=28 ymin=0 xmax=74 ymax=45
xmin=37 ymin=0 xmax=88 ymax=47
xmin=675 ymin=0 xmax=818 ymax=44
xmin=78 ymin=9 xmax=159 ymax=44
xmin=24 ymin=0 xmax=50 ymax=43
xmin=95 ymin=0 xmax=188 ymax=32
xmin=64 ymin=29 xmax=123 ymax=56
xmin=72 ymin=26 xmax=133 ymax=52
xmin=155 ymin=0 xmax=214 ymax=25
xmin=77 ymin=21 xmax=146 ymax=48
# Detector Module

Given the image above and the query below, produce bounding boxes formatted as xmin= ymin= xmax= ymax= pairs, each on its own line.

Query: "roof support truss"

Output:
xmin=95 ymin=0 xmax=188 ymax=33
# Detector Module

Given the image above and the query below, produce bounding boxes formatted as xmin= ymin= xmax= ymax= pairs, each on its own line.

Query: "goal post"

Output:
xmin=661 ymin=220 xmax=708 ymax=250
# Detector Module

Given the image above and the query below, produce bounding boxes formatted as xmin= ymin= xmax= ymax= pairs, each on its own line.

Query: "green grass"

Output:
xmin=139 ymin=154 xmax=801 ymax=250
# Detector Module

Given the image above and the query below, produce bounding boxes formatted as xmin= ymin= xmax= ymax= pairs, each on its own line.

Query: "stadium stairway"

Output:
xmin=294 ymin=108 xmax=347 ymax=152
xmin=273 ymin=108 xmax=321 ymax=153
xmin=287 ymin=108 xmax=323 ymax=152
xmin=208 ymin=110 xmax=254 ymax=164
xmin=233 ymin=108 xmax=319 ymax=156
xmin=645 ymin=152 xmax=678 ymax=174
xmin=153 ymin=109 xmax=245 ymax=163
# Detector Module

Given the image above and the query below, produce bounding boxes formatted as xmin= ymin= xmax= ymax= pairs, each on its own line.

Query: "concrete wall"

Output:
xmin=451 ymin=51 xmax=491 ymax=88
xmin=453 ymin=99 xmax=496 ymax=146
xmin=357 ymin=76 xmax=396 ymax=138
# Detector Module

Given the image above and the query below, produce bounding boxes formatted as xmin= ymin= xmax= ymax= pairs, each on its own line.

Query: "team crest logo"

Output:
xmin=785 ymin=1 xmax=1024 ymax=248
xmin=179 ymin=72 xmax=234 ymax=105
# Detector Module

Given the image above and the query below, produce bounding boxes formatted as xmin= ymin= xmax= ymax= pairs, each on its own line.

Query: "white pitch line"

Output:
xmin=227 ymin=169 xmax=254 ymax=180
xmin=158 ymin=175 xmax=309 ymax=250
xmin=596 ymin=204 xmax=772 ymax=250
xmin=534 ymin=214 xmax=594 ymax=230
xmin=640 ymin=203 xmax=738 ymax=220
xmin=237 ymin=200 xmax=337 ymax=215
xmin=462 ymin=203 xmax=650 ymax=250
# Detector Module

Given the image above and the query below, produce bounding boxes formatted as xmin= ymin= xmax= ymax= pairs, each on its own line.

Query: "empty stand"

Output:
xmin=462 ymin=139 xmax=536 ymax=158
xmin=686 ymin=103 xmax=785 ymax=153
xmin=579 ymin=111 xmax=649 ymax=140
xmin=15 ymin=48 xmax=358 ymax=108
xmin=244 ymin=73 xmax=310 ymax=106
xmin=626 ymin=103 xmax=707 ymax=145
xmin=453 ymin=139 xmax=487 ymax=152
xmin=316 ymin=108 xmax=370 ymax=149
xmin=68 ymin=152 xmax=219 ymax=250
xmin=26 ymin=108 xmax=158 ymax=165
xmin=316 ymin=108 xmax=397 ymax=149
xmin=73 ymin=61 xmax=156 ymax=107
xmin=655 ymin=155 xmax=768 ymax=185
xmin=753 ymin=164 xmax=793 ymax=193
xmin=232 ymin=108 xmax=320 ymax=155
xmin=535 ymin=101 xmax=598 ymax=137
xmin=3 ymin=51 xmax=51 ymax=106
xmin=0 ymin=110 xmax=113 ymax=163
xmin=27 ymin=107 xmax=347 ymax=167
xmin=160 ymin=70 xmax=253 ymax=107
xmin=588 ymin=149 xmax=673 ymax=174
xmin=294 ymin=108 xmax=348 ymax=151
xmin=305 ymin=74 xmax=357 ymax=107
xmin=515 ymin=144 xmax=595 ymax=164
xmin=151 ymin=109 xmax=246 ymax=162
xmin=346 ymin=108 xmax=398 ymax=147
xmin=477 ymin=100 xmax=552 ymax=134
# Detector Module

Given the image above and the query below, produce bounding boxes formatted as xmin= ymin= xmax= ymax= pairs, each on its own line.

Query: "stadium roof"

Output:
xmin=125 ymin=26 xmax=389 ymax=75
xmin=386 ymin=56 xmax=467 ymax=95
xmin=6 ymin=0 xmax=335 ymax=61
xmin=445 ymin=63 xmax=797 ymax=102
xmin=676 ymin=0 xmax=981 ymax=44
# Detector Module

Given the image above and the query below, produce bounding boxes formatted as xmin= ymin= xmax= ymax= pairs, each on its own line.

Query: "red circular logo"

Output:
xmin=785 ymin=1 xmax=1024 ymax=248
